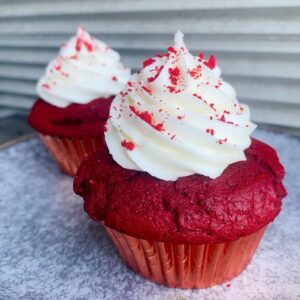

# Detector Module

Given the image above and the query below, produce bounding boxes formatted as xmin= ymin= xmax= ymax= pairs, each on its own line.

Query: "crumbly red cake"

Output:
xmin=74 ymin=138 xmax=287 ymax=244
xmin=28 ymin=97 xmax=113 ymax=138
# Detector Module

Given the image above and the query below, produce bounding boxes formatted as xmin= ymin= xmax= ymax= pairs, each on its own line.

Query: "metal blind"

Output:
xmin=0 ymin=0 xmax=299 ymax=127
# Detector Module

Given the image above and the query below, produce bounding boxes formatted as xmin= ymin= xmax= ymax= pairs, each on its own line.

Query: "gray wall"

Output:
xmin=0 ymin=0 xmax=299 ymax=127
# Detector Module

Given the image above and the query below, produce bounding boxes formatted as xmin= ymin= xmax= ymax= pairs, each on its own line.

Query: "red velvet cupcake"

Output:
xmin=28 ymin=27 xmax=130 ymax=176
xmin=74 ymin=32 xmax=287 ymax=288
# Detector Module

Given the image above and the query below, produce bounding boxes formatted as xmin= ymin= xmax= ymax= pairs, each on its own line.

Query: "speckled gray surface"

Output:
xmin=0 ymin=130 xmax=300 ymax=300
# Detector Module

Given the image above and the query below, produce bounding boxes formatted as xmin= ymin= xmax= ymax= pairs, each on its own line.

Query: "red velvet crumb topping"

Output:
xmin=42 ymin=83 xmax=50 ymax=90
xmin=121 ymin=140 xmax=135 ymax=151
xmin=142 ymin=86 xmax=152 ymax=95
xmin=75 ymin=37 xmax=94 ymax=52
xmin=129 ymin=105 xmax=164 ymax=132
xmin=188 ymin=65 xmax=202 ymax=79
xmin=143 ymin=58 xmax=156 ymax=68
xmin=167 ymin=46 xmax=177 ymax=54
xmin=206 ymin=129 xmax=215 ymax=136
xmin=168 ymin=67 xmax=181 ymax=85
xmin=148 ymin=65 xmax=164 ymax=82
xmin=204 ymin=55 xmax=216 ymax=69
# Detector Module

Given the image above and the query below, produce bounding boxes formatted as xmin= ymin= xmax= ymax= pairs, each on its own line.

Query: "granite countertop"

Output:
xmin=0 ymin=129 xmax=300 ymax=300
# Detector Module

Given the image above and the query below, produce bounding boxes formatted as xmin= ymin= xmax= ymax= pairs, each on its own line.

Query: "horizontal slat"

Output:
xmin=0 ymin=0 xmax=300 ymax=18
xmin=229 ymin=76 xmax=300 ymax=104
xmin=0 ymin=65 xmax=43 ymax=80
xmin=0 ymin=94 xmax=34 ymax=109
xmin=0 ymin=49 xmax=54 ymax=64
xmin=244 ymin=100 xmax=300 ymax=128
xmin=0 ymin=50 xmax=299 ymax=81
xmin=0 ymin=34 xmax=300 ymax=55
xmin=0 ymin=107 xmax=17 ymax=118
xmin=0 ymin=8 xmax=300 ymax=35
xmin=0 ymin=79 xmax=36 ymax=96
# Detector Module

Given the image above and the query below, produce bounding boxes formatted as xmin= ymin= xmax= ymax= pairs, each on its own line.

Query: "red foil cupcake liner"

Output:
xmin=39 ymin=134 xmax=104 ymax=176
xmin=104 ymin=225 xmax=266 ymax=289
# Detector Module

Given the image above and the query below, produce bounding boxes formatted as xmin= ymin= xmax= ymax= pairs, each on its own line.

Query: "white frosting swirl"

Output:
xmin=37 ymin=27 xmax=130 ymax=107
xmin=105 ymin=31 xmax=256 ymax=180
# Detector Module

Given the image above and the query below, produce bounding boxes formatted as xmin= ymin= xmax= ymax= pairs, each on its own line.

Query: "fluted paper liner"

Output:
xmin=105 ymin=225 xmax=266 ymax=288
xmin=39 ymin=134 xmax=104 ymax=176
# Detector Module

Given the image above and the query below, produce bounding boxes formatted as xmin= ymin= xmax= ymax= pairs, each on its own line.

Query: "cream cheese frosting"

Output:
xmin=105 ymin=31 xmax=256 ymax=180
xmin=37 ymin=27 xmax=130 ymax=107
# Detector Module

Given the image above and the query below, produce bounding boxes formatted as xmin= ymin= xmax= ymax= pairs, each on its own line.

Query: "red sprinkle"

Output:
xmin=143 ymin=58 xmax=156 ymax=68
xmin=156 ymin=53 xmax=169 ymax=58
xmin=188 ymin=65 xmax=202 ymax=79
xmin=209 ymin=103 xmax=217 ymax=111
xmin=142 ymin=85 xmax=152 ymax=95
xmin=167 ymin=86 xmax=175 ymax=93
xmin=168 ymin=46 xmax=177 ymax=54
xmin=193 ymin=93 xmax=202 ymax=100
xmin=75 ymin=37 xmax=94 ymax=52
xmin=219 ymin=114 xmax=226 ymax=122
xmin=177 ymin=115 xmax=185 ymax=120
xmin=217 ymin=138 xmax=228 ymax=145
xmin=148 ymin=65 xmax=163 ymax=82
xmin=121 ymin=140 xmax=135 ymax=151
xmin=204 ymin=55 xmax=216 ymax=69
xmin=129 ymin=105 xmax=164 ymax=132
xmin=168 ymin=67 xmax=180 ymax=85
xmin=198 ymin=53 xmax=204 ymax=60
xmin=167 ymin=86 xmax=182 ymax=93
xmin=127 ymin=81 xmax=133 ymax=87
xmin=226 ymin=283 xmax=231 ymax=288
xmin=42 ymin=83 xmax=50 ymax=90
xmin=206 ymin=129 xmax=215 ymax=136
xmin=112 ymin=76 xmax=118 ymax=81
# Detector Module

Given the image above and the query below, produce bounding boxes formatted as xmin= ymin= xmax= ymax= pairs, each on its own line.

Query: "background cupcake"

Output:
xmin=74 ymin=32 xmax=287 ymax=288
xmin=28 ymin=27 xmax=130 ymax=176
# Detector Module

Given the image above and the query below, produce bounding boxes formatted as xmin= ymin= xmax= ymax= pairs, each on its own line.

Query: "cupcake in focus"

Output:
xmin=74 ymin=32 xmax=287 ymax=288
xmin=28 ymin=27 xmax=130 ymax=176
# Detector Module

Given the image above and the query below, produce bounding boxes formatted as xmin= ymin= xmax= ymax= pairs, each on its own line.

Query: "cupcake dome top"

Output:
xmin=74 ymin=138 xmax=286 ymax=244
